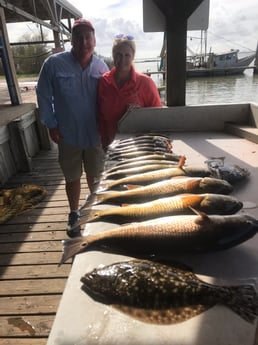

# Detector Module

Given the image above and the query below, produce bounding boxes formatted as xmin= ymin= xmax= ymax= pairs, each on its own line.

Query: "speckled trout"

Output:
xmin=81 ymin=259 xmax=258 ymax=324
xmin=60 ymin=213 xmax=258 ymax=264
xmin=103 ymin=158 xmax=179 ymax=175
xmin=100 ymin=162 xmax=179 ymax=180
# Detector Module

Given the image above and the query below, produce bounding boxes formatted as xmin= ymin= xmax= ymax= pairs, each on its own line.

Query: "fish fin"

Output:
xmin=112 ymin=304 xmax=212 ymax=325
xmin=189 ymin=207 xmax=211 ymax=223
xmin=177 ymin=155 xmax=187 ymax=169
xmin=188 ymin=206 xmax=207 ymax=217
xmin=225 ymin=284 xmax=258 ymax=323
xmin=121 ymin=203 xmax=130 ymax=207
xmin=59 ymin=237 xmax=88 ymax=265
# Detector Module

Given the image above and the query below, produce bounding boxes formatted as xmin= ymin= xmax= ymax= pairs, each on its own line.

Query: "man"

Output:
xmin=37 ymin=19 xmax=108 ymax=238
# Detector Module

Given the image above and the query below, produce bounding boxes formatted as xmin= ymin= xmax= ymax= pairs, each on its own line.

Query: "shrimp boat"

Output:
xmin=186 ymin=49 xmax=256 ymax=77
xmin=159 ymin=31 xmax=256 ymax=78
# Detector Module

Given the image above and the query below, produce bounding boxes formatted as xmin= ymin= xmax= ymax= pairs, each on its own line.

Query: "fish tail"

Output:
xmin=97 ymin=181 xmax=112 ymax=192
xmin=79 ymin=208 xmax=100 ymax=224
xmin=226 ymin=284 xmax=258 ymax=323
xmin=59 ymin=237 xmax=88 ymax=265
xmin=91 ymin=192 xmax=109 ymax=205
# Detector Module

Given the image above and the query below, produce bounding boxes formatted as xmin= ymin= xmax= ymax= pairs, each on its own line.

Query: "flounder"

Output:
xmin=81 ymin=259 xmax=258 ymax=324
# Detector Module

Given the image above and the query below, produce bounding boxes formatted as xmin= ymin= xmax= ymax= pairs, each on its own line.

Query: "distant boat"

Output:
xmin=185 ymin=49 xmax=256 ymax=78
xmin=159 ymin=31 xmax=256 ymax=78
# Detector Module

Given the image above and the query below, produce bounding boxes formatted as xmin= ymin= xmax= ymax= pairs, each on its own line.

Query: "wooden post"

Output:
xmin=166 ymin=17 xmax=187 ymax=106
xmin=254 ymin=41 xmax=258 ymax=75
xmin=0 ymin=7 xmax=22 ymax=105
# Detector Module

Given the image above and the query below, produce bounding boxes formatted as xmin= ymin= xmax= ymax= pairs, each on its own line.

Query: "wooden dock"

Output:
xmin=0 ymin=146 xmax=89 ymax=344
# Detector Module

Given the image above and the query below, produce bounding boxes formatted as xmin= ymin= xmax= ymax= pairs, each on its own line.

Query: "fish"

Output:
xmin=100 ymin=162 xmax=180 ymax=180
xmin=108 ymin=143 xmax=168 ymax=155
xmin=109 ymin=134 xmax=171 ymax=149
xmin=79 ymin=193 xmax=243 ymax=225
xmin=205 ymin=157 xmax=250 ymax=184
xmin=102 ymin=159 xmax=179 ymax=175
xmin=90 ymin=177 xmax=233 ymax=205
xmin=60 ymin=212 xmax=258 ymax=264
xmin=80 ymin=259 xmax=258 ymax=324
xmin=108 ymin=148 xmax=172 ymax=160
xmin=97 ymin=165 xmax=213 ymax=192
xmin=106 ymin=153 xmax=182 ymax=164
xmin=107 ymin=140 xmax=172 ymax=155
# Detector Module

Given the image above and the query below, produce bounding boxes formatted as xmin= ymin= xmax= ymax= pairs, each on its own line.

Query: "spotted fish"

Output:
xmin=60 ymin=213 xmax=258 ymax=264
xmin=205 ymin=157 xmax=250 ymax=184
xmin=79 ymin=193 xmax=243 ymax=225
xmin=81 ymin=259 xmax=258 ymax=324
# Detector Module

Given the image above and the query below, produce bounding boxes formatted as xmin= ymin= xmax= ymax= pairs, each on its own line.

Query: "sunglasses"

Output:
xmin=115 ymin=34 xmax=134 ymax=41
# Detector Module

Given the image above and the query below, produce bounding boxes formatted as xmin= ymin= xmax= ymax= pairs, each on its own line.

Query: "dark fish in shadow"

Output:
xmin=108 ymin=149 xmax=174 ymax=160
xmin=79 ymin=193 xmax=243 ymax=225
xmin=205 ymin=157 xmax=250 ymax=184
xmin=81 ymin=259 xmax=258 ymax=324
xmin=60 ymin=212 xmax=258 ymax=264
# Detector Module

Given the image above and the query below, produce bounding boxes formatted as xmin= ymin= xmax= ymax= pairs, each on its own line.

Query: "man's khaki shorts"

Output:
xmin=58 ymin=141 xmax=105 ymax=182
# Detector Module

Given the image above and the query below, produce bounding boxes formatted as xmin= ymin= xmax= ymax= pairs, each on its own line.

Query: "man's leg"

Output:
xmin=66 ymin=178 xmax=81 ymax=211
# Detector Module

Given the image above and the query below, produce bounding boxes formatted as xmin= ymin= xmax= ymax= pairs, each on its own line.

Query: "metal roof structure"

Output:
xmin=0 ymin=0 xmax=82 ymax=40
xmin=0 ymin=0 xmax=82 ymax=105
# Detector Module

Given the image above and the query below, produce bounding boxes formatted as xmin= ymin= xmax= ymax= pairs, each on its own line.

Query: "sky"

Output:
xmin=6 ymin=0 xmax=258 ymax=60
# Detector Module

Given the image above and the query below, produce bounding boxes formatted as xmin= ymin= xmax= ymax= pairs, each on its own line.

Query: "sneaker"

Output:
xmin=66 ymin=211 xmax=81 ymax=238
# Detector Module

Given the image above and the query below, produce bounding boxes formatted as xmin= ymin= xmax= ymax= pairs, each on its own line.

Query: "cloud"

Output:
xmin=5 ymin=0 xmax=258 ymax=59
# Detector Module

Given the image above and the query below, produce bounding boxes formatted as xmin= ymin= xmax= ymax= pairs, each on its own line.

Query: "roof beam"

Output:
xmin=0 ymin=0 xmax=54 ymax=30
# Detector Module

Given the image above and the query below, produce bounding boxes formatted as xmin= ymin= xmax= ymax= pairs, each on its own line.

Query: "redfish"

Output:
xmin=60 ymin=213 xmax=258 ymax=264
xmin=81 ymin=259 xmax=258 ymax=324
xmin=79 ymin=193 xmax=243 ymax=225
xmin=90 ymin=177 xmax=233 ymax=205
xmin=98 ymin=166 xmax=212 ymax=191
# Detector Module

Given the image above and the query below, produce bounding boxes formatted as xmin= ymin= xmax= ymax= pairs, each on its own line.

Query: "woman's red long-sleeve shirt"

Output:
xmin=98 ymin=65 xmax=162 ymax=148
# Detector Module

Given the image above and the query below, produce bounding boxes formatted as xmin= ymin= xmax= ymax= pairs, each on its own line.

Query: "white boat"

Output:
xmin=159 ymin=31 xmax=256 ymax=78
xmin=186 ymin=49 xmax=256 ymax=77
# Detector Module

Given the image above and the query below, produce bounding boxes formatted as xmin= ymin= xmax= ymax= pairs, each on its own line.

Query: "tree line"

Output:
xmin=0 ymin=33 xmax=113 ymax=76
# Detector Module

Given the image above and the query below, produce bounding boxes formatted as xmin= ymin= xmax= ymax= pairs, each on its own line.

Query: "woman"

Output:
xmin=98 ymin=34 xmax=162 ymax=149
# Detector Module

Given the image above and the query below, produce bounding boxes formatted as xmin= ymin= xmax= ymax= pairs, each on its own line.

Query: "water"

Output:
xmin=134 ymin=61 xmax=258 ymax=105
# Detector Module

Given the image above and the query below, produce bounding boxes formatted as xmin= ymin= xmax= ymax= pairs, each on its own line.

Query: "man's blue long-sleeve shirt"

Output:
xmin=36 ymin=51 xmax=108 ymax=148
